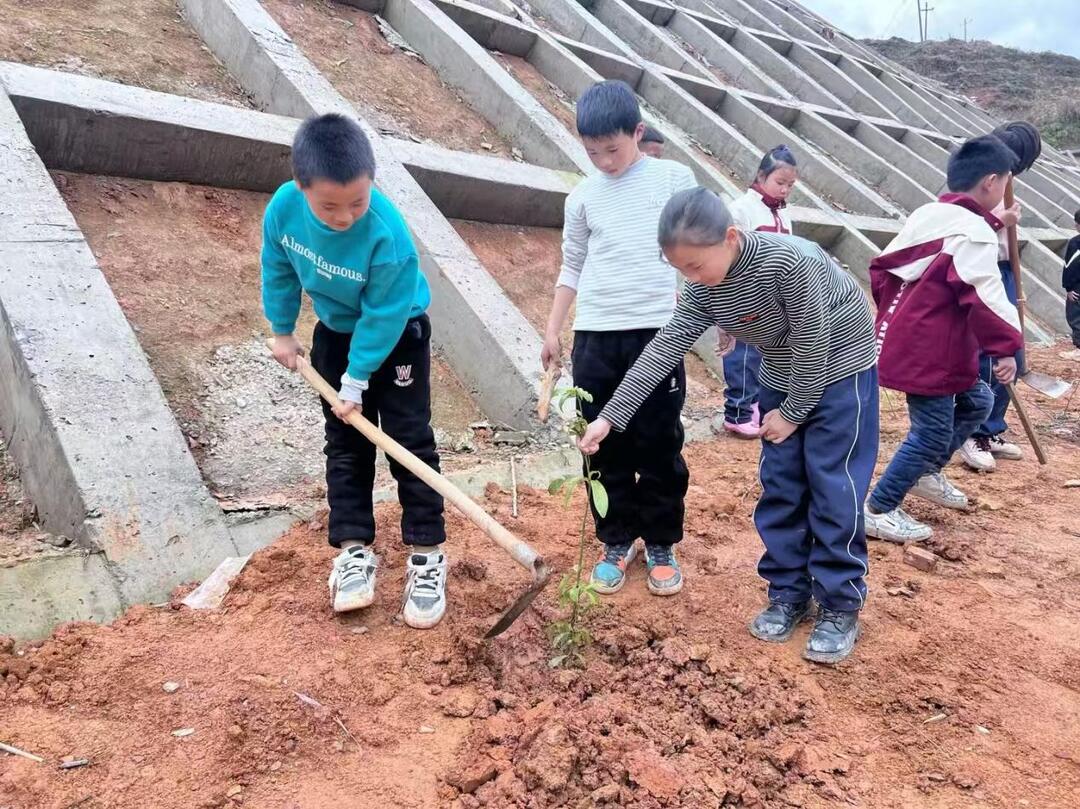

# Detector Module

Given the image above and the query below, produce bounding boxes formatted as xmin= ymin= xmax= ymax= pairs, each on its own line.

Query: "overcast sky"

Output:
xmin=797 ymin=0 xmax=1080 ymax=59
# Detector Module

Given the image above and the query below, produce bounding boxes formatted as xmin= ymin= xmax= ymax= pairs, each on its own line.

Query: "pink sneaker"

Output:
xmin=724 ymin=419 xmax=761 ymax=439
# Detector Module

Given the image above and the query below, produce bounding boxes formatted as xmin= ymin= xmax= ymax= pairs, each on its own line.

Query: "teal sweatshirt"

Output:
xmin=261 ymin=181 xmax=430 ymax=385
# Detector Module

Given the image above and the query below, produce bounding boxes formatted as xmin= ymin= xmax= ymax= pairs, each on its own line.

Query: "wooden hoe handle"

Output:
xmin=270 ymin=341 xmax=541 ymax=573
xmin=1004 ymin=177 xmax=1026 ymax=334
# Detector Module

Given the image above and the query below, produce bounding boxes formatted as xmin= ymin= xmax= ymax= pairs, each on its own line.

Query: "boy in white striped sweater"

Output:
xmin=541 ymin=80 xmax=697 ymax=597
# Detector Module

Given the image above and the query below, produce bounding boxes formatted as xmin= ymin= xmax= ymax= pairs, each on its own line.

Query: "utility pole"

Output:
xmin=916 ymin=0 xmax=924 ymax=41
xmin=922 ymin=2 xmax=934 ymax=41
xmin=963 ymin=17 xmax=972 ymax=42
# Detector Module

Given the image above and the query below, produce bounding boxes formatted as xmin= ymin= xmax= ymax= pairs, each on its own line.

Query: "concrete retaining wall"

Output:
xmin=0 ymin=61 xmax=296 ymax=191
xmin=0 ymin=87 xmax=239 ymax=613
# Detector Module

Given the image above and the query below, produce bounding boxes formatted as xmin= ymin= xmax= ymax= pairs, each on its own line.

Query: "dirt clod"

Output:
xmin=903 ymin=546 xmax=939 ymax=572
xmin=446 ymin=759 xmax=498 ymax=794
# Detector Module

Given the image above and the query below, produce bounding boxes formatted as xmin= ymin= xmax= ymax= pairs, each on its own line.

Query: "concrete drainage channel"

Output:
xmin=1 ymin=0 xmax=1078 ymax=638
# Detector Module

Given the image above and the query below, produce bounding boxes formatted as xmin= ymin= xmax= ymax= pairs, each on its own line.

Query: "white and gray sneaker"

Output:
xmin=988 ymin=434 xmax=1023 ymax=461
xmin=911 ymin=472 xmax=969 ymax=510
xmin=402 ymin=548 xmax=448 ymax=630
xmin=864 ymin=506 xmax=933 ymax=543
xmin=328 ymin=545 xmax=378 ymax=613
xmin=959 ymin=437 xmax=996 ymax=473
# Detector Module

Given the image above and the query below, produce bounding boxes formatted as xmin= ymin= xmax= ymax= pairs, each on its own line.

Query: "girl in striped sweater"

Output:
xmin=578 ymin=187 xmax=879 ymax=664
xmin=722 ymin=146 xmax=799 ymax=439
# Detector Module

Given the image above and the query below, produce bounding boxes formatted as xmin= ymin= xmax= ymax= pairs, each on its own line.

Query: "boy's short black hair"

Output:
xmin=946 ymin=135 xmax=1017 ymax=193
xmin=576 ymin=80 xmax=641 ymax=138
xmin=292 ymin=113 xmax=375 ymax=187
xmin=641 ymin=126 xmax=665 ymax=145
xmin=1074 ymin=207 xmax=1080 ymax=224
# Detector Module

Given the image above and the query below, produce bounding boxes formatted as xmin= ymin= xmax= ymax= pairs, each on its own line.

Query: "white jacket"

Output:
xmin=728 ymin=187 xmax=793 ymax=234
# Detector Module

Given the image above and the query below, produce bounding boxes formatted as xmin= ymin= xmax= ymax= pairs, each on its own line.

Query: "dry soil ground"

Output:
xmin=3 ymin=3 xmax=1080 ymax=806
xmin=0 ymin=0 xmax=248 ymax=105
xmin=2 ymin=347 xmax=1079 ymax=809
xmin=262 ymin=0 xmax=512 ymax=156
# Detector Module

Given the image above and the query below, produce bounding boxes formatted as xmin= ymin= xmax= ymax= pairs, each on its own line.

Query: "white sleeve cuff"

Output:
xmin=339 ymin=373 xmax=369 ymax=404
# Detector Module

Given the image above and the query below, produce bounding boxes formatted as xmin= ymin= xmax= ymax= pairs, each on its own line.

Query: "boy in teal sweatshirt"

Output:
xmin=262 ymin=113 xmax=446 ymax=629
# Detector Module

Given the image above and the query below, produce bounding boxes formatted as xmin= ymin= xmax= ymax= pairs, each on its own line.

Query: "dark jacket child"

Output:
xmin=262 ymin=114 xmax=447 ymax=629
xmin=1062 ymin=209 xmax=1080 ymax=359
xmin=864 ymin=135 xmax=1022 ymax=545
xmin=541 ymin=80 xmax=696 ymax=597
xmin=721 ymin=145 xmax=799 ymax=439
xmin=578 ymin=187 xmax=879 ymax=665
xmin=639 ymin=125 xmax=666 ymax=158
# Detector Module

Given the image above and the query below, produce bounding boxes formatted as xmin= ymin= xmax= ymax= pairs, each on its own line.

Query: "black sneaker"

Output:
xmin=803 ymin=608 xmax=860 ymax=665
xmin=749 ymin=600 xmax=812 ymax=643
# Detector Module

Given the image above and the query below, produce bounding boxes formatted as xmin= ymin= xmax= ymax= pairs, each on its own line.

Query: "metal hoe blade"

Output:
xmin=485 ymin=560 xmax=551 ymax=639
xmin=1020 ymin=371 xmax=1072 ymax=400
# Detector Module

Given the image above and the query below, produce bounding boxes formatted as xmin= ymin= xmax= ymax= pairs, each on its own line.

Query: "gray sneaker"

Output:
xmin=402 ymin=548 xmax=448 ymax=629
xmin=328 ymin=546 xmax=378 ymax=613
xmin=864 ymin=506 xmax=933 ymax=543
xmin=911 ymin=472 xmax=969 ymax=510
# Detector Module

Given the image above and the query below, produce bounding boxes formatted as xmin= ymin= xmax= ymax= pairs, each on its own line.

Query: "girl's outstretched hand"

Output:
xmin=578 ymin=418 xmax=612 ymax=455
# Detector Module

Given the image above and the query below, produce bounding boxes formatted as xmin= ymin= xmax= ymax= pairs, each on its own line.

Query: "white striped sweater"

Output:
xmin=599 ymin=231 xmax=878 ymax=428
xmin=558 ymin=157 xmax=697 ymax=331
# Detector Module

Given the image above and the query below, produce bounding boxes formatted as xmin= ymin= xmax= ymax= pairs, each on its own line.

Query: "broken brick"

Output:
xmin=903 ymin=546 xmax=939 ymax=573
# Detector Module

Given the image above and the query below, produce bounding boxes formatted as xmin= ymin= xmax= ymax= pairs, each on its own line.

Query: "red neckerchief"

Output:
xmin=938 ymin=193 xmax=1005 ymax=232
xmin=751 ymin=184 xmax=789 ymax=234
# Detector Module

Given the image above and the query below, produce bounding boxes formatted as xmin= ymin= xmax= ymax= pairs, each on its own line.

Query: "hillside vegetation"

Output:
xmin=865 ymin=37 xmax=1080 ymax=150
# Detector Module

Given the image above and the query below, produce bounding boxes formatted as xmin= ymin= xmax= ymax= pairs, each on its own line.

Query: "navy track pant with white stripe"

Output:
xmin=754 ymin=367 xmax=879 ymax=612
xmin=722 ymin=340 xmax=762 ymax=424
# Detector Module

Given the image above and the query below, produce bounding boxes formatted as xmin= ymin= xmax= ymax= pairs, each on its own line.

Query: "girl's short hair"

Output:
xmin=756 ymin=145 xmax=797 ymax=181
xmin=658 ymin=187 xmax=733 ymax=248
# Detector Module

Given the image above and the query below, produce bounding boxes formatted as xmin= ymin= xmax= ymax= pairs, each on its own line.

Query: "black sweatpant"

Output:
xmin=1068 ymin=295 xmax=1080 ymax=348
xmin=310 ymin=316 xmax=445 ymax=548
xmin=571 ymin=329 xmax=689 ymax=547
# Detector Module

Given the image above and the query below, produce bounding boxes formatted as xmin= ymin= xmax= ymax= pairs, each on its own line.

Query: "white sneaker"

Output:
xmin=329 ymin=546 xmax=378 ymax=613
xmin=988 ymin=434 xmax=1023 ymax=461
xmin=911 ymin=472 xmax=969 ymax=510
xmin=959 ymin=437 xmax=996 ymax=472
xmin=864 ymin=506 xmax=933 ymax=543
xmin=1059 ymin=348 xmax=1080 ymax=361
xmin=402 ymin=547 xmax=447 ymax=629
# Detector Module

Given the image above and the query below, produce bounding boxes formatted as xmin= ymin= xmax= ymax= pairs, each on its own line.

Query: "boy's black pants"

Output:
xmin=310 ymin=316 xmax=445 ymax=548
xmin=1068 ymin=295 xmax=1080 ymax=348
xmin=572 ymin=329 xmax=689 ymax=547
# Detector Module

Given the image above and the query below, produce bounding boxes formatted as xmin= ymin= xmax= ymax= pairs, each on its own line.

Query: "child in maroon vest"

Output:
xmin=865 ymin=135 xmax=1022 ymax=544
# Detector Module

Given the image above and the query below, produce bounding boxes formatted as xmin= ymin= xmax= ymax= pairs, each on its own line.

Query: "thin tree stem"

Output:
xmin=569 ymin=409 xmax=594 ymax=632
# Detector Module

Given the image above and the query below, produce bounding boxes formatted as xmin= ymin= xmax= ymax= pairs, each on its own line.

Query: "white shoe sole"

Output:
xmin=333 ymin=589 xmax=375 ymax=613
xmin=592 ymin=576 xmax=627 ymax=595
xmin=865 ymin=519 xmax=932 ymax=544
xmin=909 ymin=487 xmax=968 ymax=511
xmin=403 ymin=605 xmax=446 ymax=629
xmin=647 ymin=576 xmax=684 ymax=596
xmin=959 ymin=453 xmax=995 ymax=473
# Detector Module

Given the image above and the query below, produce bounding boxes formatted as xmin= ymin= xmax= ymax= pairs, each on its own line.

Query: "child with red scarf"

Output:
xmin=721 ymin=146 xmax=798 ymax=438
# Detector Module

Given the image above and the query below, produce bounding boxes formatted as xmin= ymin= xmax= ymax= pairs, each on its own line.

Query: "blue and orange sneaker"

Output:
xmin=644 ymin=544 xmax=683 ymax=596
xmin=590 ymin=542 xmax=637 ymax=594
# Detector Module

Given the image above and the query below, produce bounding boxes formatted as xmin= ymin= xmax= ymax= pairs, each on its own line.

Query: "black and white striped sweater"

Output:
xmin=599 ymin=231 xmax=878 ymax=429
